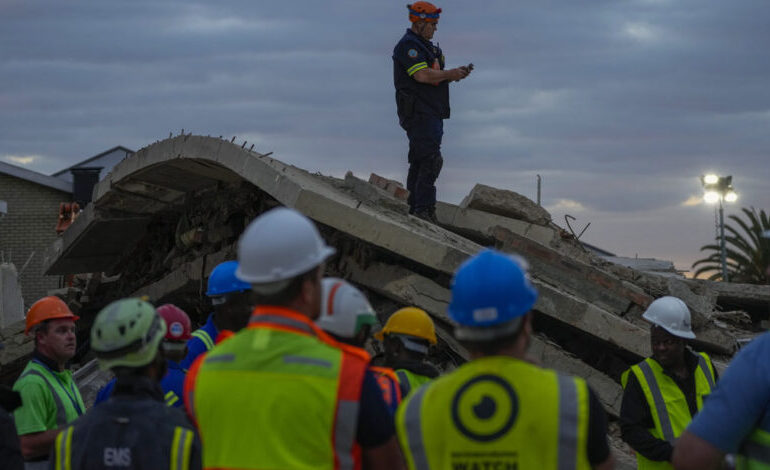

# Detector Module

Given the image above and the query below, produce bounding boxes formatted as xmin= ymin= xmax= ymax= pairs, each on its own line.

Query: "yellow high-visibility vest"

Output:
xmin=621 ymin=352 xmax=716 ymax=470
xmin=186 ymin=307 xmax=369 ymax=470
xmin=396 ymin=356 xmax=591 ymax=470
xmin=738 ymin=428 xmax=770 ymax=470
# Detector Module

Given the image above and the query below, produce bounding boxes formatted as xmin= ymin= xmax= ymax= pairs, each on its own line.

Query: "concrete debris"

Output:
xmin=1 ymin=135 xmax=764 ymax=429
xmin=460 ymin=183 xmax=552 ymax=226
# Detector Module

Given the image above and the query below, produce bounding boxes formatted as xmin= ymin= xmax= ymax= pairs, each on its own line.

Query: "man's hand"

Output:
xmin=448 ymin=66 xmax=470 ymax=82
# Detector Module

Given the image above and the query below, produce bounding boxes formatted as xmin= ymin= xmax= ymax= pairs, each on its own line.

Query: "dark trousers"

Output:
xmin=402 ymin=113 xmax=444 ymax=213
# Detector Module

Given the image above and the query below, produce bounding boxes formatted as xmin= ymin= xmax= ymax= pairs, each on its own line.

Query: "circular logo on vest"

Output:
xmin=169 ymin=322 xmax=184 ymax=338
xmin=451 ymin=374 xmax=518 ymax=442
xmin=408 ymin=49 xmax=418 ymax=58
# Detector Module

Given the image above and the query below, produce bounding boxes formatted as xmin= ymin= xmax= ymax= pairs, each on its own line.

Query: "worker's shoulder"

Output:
xmin=394 ymin=34 xmax=426 ymax=54
xmin=83 ymin=398 xmax=193 ymax=430
xmin=12 ymin=366 xmax=50 ymax=392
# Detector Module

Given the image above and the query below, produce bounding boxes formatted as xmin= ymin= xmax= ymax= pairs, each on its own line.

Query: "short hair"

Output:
xmin=32 ymin=321 xmax=50 ymax=348
xmin=458 ymin=318 xmax=526 ymax=357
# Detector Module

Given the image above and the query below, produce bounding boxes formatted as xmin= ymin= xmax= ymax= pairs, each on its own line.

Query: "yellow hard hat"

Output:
xmin=374 ymin=307 xmax=437 ymax=345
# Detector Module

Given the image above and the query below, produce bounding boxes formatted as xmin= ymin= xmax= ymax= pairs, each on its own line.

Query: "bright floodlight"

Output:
xmin=703 ymin=174 xmax=719 ymax=185
xmin=704 ymin=191 xmax=720 ymax=204
xmin=725 ymin=191 xmax=738 ymax=203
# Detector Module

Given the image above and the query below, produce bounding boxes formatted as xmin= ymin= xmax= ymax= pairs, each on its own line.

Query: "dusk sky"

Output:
xmin=2 ymin=0 xmax=768 ymax=274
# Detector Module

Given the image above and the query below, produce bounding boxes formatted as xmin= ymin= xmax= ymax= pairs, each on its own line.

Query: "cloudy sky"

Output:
xmin=2 ymin=0 xmax=768 ymax=274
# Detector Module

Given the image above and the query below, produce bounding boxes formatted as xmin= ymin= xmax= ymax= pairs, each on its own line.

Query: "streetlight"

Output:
xmin=701 ymin=174 xmax=737 ymax=282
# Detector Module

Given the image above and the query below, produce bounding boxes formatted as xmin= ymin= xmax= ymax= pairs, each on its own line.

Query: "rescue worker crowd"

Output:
xmin=3 ymin=205 xmax=770 ymax=470
xmin=1 ymin=3 xmax=769 ymax=470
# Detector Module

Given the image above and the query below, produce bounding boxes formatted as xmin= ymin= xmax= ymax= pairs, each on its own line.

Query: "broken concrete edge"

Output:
xmin=460 ymin=183 xmax=552 ymax=226
xmin=49 ymin=135 xmax=480 ymax=279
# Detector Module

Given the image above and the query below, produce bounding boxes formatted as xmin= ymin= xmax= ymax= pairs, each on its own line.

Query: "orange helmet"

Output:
xmin=408 ymin=2 xmax=441 ymax=24
xmin=25 ymin=296 xmax=79 ymax=335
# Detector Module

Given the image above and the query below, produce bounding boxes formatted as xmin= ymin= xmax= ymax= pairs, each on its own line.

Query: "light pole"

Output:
xmin=701 ymin=174 xmax=737 ymax=282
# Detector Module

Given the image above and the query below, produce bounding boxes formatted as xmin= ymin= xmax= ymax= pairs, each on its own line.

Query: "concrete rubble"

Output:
xmin=1 ymin=134 xmax=768 ymax=465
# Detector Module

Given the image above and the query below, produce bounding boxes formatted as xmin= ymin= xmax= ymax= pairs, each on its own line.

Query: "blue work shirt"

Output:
xmin=393 ymin=28 xmax=449 ymax=119
xmin=94 ymin=361 xmax=187 ymax=408
xmin=179 ymin=314 xmax=218 ymax=370
xmin=688 ymin=332 xmax=770 ymax=452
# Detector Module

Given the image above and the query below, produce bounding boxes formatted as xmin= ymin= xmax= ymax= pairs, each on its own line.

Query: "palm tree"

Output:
xmin=692 ymin=207 xmax=770 ymax=283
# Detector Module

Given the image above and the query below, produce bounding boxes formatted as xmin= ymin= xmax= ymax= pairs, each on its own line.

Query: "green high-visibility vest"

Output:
xmin=621 ymin=353 xmax=716 ymax=470
xmin=395 ymin=368 xmax=434 ymax=398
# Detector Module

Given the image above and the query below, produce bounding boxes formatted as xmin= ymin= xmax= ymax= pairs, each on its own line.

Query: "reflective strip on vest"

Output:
xmin=54 ymin=425 xmax=73 ymax=470
xmin=21 ymin=369 xmax=68 ymax=427
xmin=697 ymin=355 xmax=716 ymax=389
xmin=335 ymin=400 xmax=360 ymax=470
xmin=192 ymin=330 xmax=214 ymax=350
xmin=557 ymin=374 xmax=579 ymax=470
xmin=403 ymin=385 xmax=431 ymax=470
xmin=739 ymin=429 xmax=770 ymax=470
xmin=636 ymin=361 xmax=676 ymax=443
xmin=170 ymin=426 xmax=194 ymax=470
xmin=250 ymin=314 xmax=317 ymax=336
xmin=396 ymin=370 xmax=412 ymax=397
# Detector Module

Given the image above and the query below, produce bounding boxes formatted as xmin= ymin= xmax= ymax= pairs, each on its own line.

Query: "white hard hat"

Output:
xmin=642 ymin=296 xmax=696 ymax=339
xmin=316 ymin=278 xmax=378 ymax=338
xmin=236 ymin=208 xmax=336 ymax=285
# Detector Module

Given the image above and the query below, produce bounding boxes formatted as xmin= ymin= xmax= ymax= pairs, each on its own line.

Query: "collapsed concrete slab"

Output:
xmin=460 ymin=183 xmax=552 ymax=226
xmin=45 ymin=136 xmax=480 ymax=279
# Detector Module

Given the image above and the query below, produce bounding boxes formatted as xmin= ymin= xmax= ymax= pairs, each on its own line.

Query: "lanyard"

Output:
xmin=33 ymin=359 xmax=84 ymax=416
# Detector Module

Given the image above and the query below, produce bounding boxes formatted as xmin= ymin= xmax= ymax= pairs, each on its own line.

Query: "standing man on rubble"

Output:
xmin=620 ymin=296 xmax=717 ymax=470
xmin=185 ymin=208 xmax=405 ymax=470
xmin=374 ymin=307 xmax=440 ymax=398
xmin=317 ymin=278 xmax=402 ymax=413
xmin=51 ymin=298 xmax=201 ymax=469
xmin=393 ymin=2 xmax=472 ymax=223
xmin=180 ymin=260 xmax=253 ymax=369
xmin=12 ymin=296 xmax=84 ymax=468
xmin=396 ymin=250 xmax=614 ymax=470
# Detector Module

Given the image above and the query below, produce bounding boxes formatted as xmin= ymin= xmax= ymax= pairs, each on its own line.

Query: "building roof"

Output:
xmin=0 ymin=160 xmax=72 ymax=193
xmin=51 ymin=146 xmax=134 ymax=178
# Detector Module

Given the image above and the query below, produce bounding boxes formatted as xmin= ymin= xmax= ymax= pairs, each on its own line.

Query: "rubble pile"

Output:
xmin=2 ymin=135 xmax=769 ymax=466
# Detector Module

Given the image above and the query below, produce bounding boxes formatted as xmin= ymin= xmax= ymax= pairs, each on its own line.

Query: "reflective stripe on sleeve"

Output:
xmin=191 ymin=330 xmax=214 ymax=350
xmin=55 ymin=425 xmax=73 ymax=470
xmin=165 ymin=391 xmax=180 ymax=407
xmin=407 ymin=62 xmax=429 ymax=76
xmin=170 ymin=426 xmax=194 ymax=470
xmin=557 ymin=375 xmax=579 ymax=470
xmin=403 ymin=385 xmax=430 ymax=470
xmin=637 ymin=361 xmax=676 ymax=442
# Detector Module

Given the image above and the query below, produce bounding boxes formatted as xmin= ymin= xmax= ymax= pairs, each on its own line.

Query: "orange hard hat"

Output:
xmin=25 ymin=296 xmax=79 ymax=335
xmin=408 ymin=2 xmax=441 ymax=24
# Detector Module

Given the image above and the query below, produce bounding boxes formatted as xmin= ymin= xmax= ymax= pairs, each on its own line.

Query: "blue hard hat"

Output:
xmin=448 ymin=250 xmax=538 ymax=330
xmin=206 ymin=261 xmax=252 ymax=297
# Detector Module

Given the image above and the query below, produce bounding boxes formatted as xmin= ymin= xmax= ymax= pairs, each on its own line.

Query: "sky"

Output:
xmin=2 ymin=0 xmax=768 ymax=274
